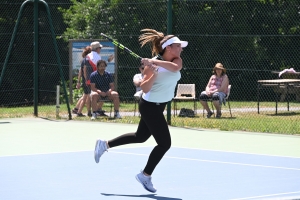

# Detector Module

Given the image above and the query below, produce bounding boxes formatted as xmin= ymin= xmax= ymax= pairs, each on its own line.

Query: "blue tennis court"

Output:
xmin=0 ymin=118 xmax=300 ymax=200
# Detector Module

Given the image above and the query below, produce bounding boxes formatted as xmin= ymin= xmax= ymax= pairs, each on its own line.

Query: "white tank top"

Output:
xmin=142 ymin=67 xmax=181 ymax=103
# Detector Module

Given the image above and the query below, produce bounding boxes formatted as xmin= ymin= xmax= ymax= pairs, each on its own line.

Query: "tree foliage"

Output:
xmin=1 ymin=0 xmax=300 ymax=102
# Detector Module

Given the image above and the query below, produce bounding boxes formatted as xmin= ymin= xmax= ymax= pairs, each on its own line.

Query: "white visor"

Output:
xmin=162 ymin=37 xmax=188 ymax=49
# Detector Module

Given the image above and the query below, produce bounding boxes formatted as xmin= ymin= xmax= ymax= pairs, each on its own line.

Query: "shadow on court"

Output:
xmin=101 ymin=193 xmax=182 ymax=200
xmin=0 ymin=121 xmax=10 ymax=124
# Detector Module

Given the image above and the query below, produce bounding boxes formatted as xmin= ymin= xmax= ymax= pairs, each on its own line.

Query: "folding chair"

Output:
xmin=202 ymin=85 xmax=232 ymax=117
xmin=173 ymin=84 xmax=197 ymax=116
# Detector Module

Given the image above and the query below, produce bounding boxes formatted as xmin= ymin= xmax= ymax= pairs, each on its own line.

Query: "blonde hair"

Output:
xmin=139 ymin=28 xmax=175 ymax=56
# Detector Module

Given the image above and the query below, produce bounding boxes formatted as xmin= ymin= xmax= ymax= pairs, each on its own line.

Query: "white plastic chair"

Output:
xmin=173 ymin=84 xmax=197 ymax=116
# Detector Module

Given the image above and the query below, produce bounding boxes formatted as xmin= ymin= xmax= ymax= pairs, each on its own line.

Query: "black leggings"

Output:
xmin=108 ymin=98 xmax=171 ymax=175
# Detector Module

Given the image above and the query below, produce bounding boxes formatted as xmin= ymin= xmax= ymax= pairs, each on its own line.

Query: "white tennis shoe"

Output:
xmin=94 ymin=139 xmax=107 ymax=163
xmin=114 ymin=112 xmax=122 ymax=119
xmin=135 ymin=171 xmax=157 ymax=193
xmin=91 ymin=112 xmax=97 ymax=120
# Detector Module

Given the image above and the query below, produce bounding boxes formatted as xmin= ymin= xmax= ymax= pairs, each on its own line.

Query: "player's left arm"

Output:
xmin=142 ymin=57 xmax=182 ymax=72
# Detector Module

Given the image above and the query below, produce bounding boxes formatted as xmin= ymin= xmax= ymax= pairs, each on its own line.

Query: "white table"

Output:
xmin=257 ymin=79 xmax=300 ymax=114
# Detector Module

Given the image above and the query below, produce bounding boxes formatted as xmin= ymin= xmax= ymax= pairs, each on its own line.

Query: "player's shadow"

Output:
xmin=101 ymin=193 xmax=182 ymax=200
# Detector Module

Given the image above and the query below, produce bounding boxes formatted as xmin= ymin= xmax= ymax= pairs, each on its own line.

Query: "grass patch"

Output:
xmin=0 ymin=101 xmax=299 ymax=135
xmin=171 ymin=113 xmax=300 ymax=134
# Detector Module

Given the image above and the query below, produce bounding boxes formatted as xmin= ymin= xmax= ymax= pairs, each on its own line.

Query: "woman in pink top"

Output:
xmin=199 ymin=63 xmax=229 ymax=118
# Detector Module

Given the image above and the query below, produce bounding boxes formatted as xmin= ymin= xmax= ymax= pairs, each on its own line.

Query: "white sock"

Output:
xmin=142 ymin=173 xmax=150 ymax=178
xmin=103 ymin=141 xmax=108 ymax=150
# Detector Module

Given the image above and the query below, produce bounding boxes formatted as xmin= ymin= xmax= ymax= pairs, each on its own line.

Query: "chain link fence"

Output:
xmin=1 ymin=0 xmax=300 ymax=134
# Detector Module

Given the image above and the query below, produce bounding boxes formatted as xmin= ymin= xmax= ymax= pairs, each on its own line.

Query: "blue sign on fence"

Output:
xmin=69 ymin=39 xmax=116 ymax=76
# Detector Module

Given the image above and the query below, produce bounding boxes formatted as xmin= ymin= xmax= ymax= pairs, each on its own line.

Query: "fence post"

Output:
xmin=34 ymin=0 xmax=39 ymax=116
xmin=166 ymin=0 xmax=173 ymax=125
xmin=40 ymin=0 xmax=72 ymax=120
xmin=56 ymin=85 xmax=60 ymax=118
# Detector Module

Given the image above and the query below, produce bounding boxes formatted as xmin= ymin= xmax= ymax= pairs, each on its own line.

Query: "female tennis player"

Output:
xmin=94 ymin=28 xmax=188 ymax=193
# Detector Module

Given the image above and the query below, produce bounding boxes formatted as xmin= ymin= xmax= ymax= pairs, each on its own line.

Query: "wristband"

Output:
xmin=85 ymin=80 xmax=91 ymax=85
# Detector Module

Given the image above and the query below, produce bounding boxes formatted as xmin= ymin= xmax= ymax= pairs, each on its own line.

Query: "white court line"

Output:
xmin=108 ymin=151 xmax=300 ymax=171
xmin=0 ymin=145 xmax=154 ymax=158
xmin=1 ymin=145 xmax=300 ymax=163
xmin=172 ymin=146 xmax=300 ymax=159
xmin=0 ymin=145 xmax=300 ymax=166
xmin=230 ymin=191 xmax=300 ymax=200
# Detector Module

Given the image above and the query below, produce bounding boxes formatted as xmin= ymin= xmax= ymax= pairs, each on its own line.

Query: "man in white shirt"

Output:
xmin=133 ymin=65 xmax=145 ymax=99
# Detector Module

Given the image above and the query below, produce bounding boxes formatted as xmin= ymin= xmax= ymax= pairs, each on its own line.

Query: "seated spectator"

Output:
xmin=199 ymin=63 xmax=229 ymax=118
xmin=90 ymin=60 xmax=121 ymax=119
xmin=133 ymin=64 xmax=145 ymax=99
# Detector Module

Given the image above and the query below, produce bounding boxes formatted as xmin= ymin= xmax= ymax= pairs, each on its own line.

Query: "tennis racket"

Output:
xmin=100 ymin=33 xmax=142 ymax=61
xmin=101 ymin=33 xmax=162 ymax=72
